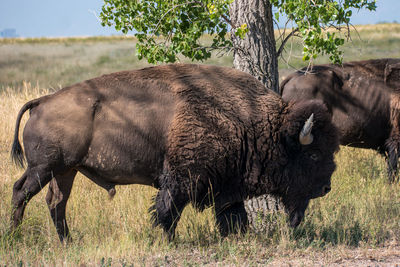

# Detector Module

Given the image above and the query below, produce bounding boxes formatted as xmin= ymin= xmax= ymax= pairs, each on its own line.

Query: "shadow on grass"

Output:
xmin=293 ymin=220 xmax=364 ymax=247
xmin=249 ymin=211 xmax=391 ymax=249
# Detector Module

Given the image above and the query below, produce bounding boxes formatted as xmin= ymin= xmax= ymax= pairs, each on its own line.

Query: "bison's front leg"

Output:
xmin=150 ymin=177 xmax=189 ymax=240
xmin=386 ymin=148 xmax=399 ymax=183
xmin=215 ymin=201 xmax=248 ymax=237
xmin=385 ymin=136 xmax=400 ymax=183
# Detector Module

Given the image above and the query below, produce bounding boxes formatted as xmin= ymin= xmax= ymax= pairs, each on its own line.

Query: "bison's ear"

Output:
xmin=384 ymin=60 xmax=400 ymax=91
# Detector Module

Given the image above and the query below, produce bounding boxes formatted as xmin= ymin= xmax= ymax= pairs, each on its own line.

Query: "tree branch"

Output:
xmin=221 ymin=13 xmax=235 ymax=28
xmin=276 ymin=28 xmax=299 ymax=57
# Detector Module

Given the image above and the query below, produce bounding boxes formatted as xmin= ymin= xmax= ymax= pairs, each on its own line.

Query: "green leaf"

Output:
xmin=302 ymin=54 xmax=310 ymax=61
xmin=275 ymin=12 xmax=280 ymax=21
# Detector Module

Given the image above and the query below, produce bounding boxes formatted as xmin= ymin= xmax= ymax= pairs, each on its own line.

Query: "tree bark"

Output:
xmin=229 ymin=0 xmax=284 ymax=231
xmin=230 ymin=0 xmax=279 ymax=92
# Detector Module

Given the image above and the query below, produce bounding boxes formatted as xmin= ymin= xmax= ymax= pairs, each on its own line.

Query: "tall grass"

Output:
xmin=0 ymin=24 xmax=400 ymax=265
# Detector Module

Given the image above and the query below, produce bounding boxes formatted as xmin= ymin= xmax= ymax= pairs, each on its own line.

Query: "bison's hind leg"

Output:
xmin=150 ymin=183 xmax=189 ymax=241
xmin=215 ymin=201 xmax=248 ymax=237
xmin=45 ymin=169 xmax=77 ymax=243
xmin=11 ymin=165 xmax=54 ymax=231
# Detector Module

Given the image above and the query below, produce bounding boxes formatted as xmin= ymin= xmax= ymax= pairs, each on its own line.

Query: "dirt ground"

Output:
xmin=266 ymin=246 xmax=400 ymax=266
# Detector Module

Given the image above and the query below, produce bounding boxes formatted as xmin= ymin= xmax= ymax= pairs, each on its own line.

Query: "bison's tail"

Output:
xmin=11 ymin=97 xmax=43 ymax=168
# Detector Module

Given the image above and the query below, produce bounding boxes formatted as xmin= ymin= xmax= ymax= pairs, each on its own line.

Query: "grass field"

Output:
xmin=0 ymin=24 xmax=400 ymax=266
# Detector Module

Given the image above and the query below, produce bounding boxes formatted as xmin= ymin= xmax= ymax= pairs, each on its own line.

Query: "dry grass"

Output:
xmin=1 ymin=24 xmax=400 ymax=266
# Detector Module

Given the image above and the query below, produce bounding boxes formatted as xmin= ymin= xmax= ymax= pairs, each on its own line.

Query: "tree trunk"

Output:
xmin=230 ymin=0 xmax=279 ymax=92
xmin=229 ymin=0 xmax=284 ymax=231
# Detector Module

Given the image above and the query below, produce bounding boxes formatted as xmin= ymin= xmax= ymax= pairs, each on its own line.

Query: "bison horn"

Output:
xmin=299 ymin=113 xmax=314 ymax=145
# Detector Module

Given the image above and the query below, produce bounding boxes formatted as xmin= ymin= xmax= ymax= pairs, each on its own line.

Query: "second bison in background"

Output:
xmin=11 ymin=64 xmax=339 ymax=242
xmin=281 ymin=58 xmax=400 ymax=182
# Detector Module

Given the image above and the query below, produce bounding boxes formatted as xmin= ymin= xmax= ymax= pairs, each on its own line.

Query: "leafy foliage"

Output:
xmin=272 ymin=0 xmax=376 ymax=63
xmin=100 ymin=0 xmax=234 ymax=63
xmin=100 ymin=0 xmax=376 ymax=64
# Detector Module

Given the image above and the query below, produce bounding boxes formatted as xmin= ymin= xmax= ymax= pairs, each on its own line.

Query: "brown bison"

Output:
xmin=281 ymin=58 xmax=400 ymax=183
xmin=11 ymin=64 xmax=338 ymax=242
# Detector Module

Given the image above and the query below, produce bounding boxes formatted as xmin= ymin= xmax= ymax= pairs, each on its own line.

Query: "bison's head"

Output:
xmin=280 ymin=99 xmax=339 ymax=227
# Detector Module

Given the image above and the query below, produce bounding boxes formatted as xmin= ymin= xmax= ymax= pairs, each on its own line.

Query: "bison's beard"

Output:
xmin=282 ymin=198 xmax=310 ymax=228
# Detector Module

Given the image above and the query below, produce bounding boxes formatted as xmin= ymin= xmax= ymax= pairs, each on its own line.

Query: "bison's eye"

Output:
xmin=310 ymin=153 xmax=319 ymax=161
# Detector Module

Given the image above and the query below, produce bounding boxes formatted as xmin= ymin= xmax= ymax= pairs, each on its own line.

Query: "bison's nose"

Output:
xmin=321 ymin=185 xmax=331 ymax=196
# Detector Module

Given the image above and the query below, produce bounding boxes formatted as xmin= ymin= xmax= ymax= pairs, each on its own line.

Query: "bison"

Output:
xmin=11 ymin=64 xmax=339 ymax=242
xmin=281 ymin=58 xmax=400 ymax=183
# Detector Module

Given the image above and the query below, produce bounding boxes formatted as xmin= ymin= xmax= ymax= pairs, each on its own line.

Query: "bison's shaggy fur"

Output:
xmin=11 ymin=64 xmax=338 ymax=241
